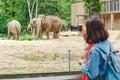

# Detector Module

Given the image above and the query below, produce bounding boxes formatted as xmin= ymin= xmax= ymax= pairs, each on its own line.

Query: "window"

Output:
xmin=110 ymin=1 xmax=114 ymax=12
xmin=110 ymin=0 xmax=119 ymax=12
xmin=103 ymin=2 xmax=109 ymax=12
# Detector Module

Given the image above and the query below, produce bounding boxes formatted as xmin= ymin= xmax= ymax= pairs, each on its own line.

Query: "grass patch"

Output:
xmin=71 ymin=66 xmax=81 ymax=71
xmin=14 ymin=67 xmax=26 ymax=70
xmin=20 ymin=34 xmax=47 ymax=41
xmin=0 ymin=34 xmax=7 ymax=40
xmin=12 ymin=53 xmax=49 ymax=61
xmin=20 ymin=54 xmax=41 ymax=61
xmin=0 ymin=33 xmax=48 ymax=41
xmin=52 ymin=53 xmax=60 ymax=60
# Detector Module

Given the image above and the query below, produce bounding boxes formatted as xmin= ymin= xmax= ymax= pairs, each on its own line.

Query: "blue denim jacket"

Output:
xmin=81 ymin=40 xmax=114 ymax=80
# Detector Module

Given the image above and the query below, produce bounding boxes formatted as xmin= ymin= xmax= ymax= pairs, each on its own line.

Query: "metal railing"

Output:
xmin=0 ymin=71 xmax=82 ymax=80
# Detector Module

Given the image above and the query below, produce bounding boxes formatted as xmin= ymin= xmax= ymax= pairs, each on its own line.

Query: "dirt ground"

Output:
xmin=0 ymin=30 xmax=120 ymax=74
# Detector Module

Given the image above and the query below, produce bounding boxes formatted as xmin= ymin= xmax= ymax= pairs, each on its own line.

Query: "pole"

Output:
xmin=68 ymin=50 xmax=71 ymax=74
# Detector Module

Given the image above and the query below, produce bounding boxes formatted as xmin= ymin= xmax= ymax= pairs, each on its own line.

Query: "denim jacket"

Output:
xmin=81 ymin=40 xmax=114 ymax=80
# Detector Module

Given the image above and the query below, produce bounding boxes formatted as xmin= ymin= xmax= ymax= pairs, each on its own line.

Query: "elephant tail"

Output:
xmin=15 ymin=23 xmax=21 ymax=34
xmin=58 ymin=21 xmax=62 ymax=32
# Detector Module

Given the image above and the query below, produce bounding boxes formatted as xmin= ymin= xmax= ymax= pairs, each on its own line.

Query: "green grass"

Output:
xmin=14 ymin=67 xmax=26 ymax=70
xmin=0 ymin=34 xmax=7 ymax=40
xmin=19 ymin=54 xmax=41 ymax=61
xmin=71 ymin=66 xmax=81 ymax=71
xmin=20 ymin=34 xmax=48 ymax=41
xmin=52 ymin=53 xmax=60 ymax=60
xmin=0 ymin=33 xmax=48 ymax=41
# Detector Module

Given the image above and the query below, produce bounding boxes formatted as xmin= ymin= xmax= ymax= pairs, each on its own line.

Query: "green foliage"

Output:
xmin=0 ymin=0 xmax=73 ymax=34
xmin=83 ymin=0 xmax=90 ymax=16
xmin=91 ymin=1 xmax=103 ymax=13
xmin=0 ymin=0 xmax=28 ymax=34
xmin=83 ymin=0 xmax=103 ymax=17
xmin=0 ymin=1 xmax=4 ymax=8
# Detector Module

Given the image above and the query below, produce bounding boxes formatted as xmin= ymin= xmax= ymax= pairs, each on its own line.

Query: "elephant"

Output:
xmin=61 ymin=20 xmax=68 ymax=31
xmin=37 ymin=14 xmax=62 ymax=39
xmin=27 ymin=18 xmax=37 ymax=36
xmin=7 ymin=20 xmax=21 ymax=40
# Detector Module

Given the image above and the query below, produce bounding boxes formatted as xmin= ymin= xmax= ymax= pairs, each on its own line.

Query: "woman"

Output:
xmin=78 ymin=23 xmax=94 ymax=80
xmin=79 ymin=17 xmax=114 ymax=80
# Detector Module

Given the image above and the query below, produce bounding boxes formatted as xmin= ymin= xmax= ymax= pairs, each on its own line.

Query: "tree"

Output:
xmin=26 ymin=0 xmax=38 ymax=22
xmin=84 ymin=0 xmax=103 ymax=18
xmin=0 ymin=0 xmax=28 ymax=34
xmin=0 ymin=1 xmax=4 ymax=7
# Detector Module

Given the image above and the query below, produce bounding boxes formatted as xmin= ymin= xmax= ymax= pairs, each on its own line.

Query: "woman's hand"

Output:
xmin=78 ymin=59 xmax=84 ymax=65
xmin=79 ymin=26 xmax=86 ymax=36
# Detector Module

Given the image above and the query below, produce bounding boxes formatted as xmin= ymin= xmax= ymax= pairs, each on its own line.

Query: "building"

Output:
xmin=71 ymin=0 xmax=120 ymax=30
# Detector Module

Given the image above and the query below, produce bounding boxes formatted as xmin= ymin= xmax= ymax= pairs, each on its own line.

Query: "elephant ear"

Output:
xmin=42 ymin=17 xmax=48 ymax=26
xmin=38 ymin=14 xmax=47 ymax=26
xmin=31 ymin=18 xmax=37 ymax=27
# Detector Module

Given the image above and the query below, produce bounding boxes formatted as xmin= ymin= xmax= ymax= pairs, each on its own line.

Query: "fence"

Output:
xmin=1 ymin=71 xmax=82 ymax=80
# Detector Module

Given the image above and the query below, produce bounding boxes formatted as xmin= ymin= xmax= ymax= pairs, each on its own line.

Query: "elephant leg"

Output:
xmin=37 ymin=29 xmax=40 ymax=38
xmin=8 ymin=32 xmax=10 ymax=39
xmin=54 ymin=32 xmax=59 ymax=39
xmin=54 ymin=33 xmax=58 ymax=39
xmin=17 ymin=34 xmax=19 ymax=40
xmin=46 ymin=31 xmax=50 ymax=39
xmin=56 ymin=33 xmax=59 ymax=38
xmin=53 ymin=32 xmax=56 ymax=38
xmin=12 ymin=34 xmax=15 ymax=40
xmin=32 ymin=28 xmax=35 ymax=36
xmin=57 ymin=34 xmax=59 ymax=38
xmin=40 ymin=29 xmax=43 ymax=38
xmin=37 ymin=26 xmax=42 ymax=38
xmin=15 ymin=34 xmax=18 ymax=40
xmin=41 ymin=30 xmax=44 ymax=38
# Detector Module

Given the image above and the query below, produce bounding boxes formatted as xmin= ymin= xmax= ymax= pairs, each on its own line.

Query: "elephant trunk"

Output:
xmin=27 ymin=24 xmax=32 ymax=34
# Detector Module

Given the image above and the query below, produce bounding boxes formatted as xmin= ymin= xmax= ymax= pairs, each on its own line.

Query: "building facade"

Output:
xmin=71 ymin=0 xmax=120 ymax=30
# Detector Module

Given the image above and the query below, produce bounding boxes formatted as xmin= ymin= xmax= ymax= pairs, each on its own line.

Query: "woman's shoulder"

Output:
xmin=94 ymin=40 xmax=112 ymax=47
xmin=91 ymin=40 xmax=112 ymax=53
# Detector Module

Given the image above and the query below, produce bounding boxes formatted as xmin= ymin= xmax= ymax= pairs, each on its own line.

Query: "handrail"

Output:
xmin=0 ymin=71 xmax=82 ymax=79
xmin=3 ymin=75 xmax=81 ymax=80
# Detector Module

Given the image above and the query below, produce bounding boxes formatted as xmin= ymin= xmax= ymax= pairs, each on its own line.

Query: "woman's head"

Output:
xmin=85 ymin=17 xmax=109 ymax=44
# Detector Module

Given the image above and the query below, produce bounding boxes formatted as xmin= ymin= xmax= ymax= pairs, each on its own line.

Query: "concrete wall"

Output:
xmin=71 ymin=2 xmax=86 ymax=25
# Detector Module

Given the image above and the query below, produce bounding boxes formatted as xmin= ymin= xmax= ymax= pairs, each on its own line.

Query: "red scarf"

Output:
xmin=81 ymin=43 xmax=94 ymax=80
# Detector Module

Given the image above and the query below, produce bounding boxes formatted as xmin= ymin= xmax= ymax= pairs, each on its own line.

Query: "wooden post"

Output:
xmin=111 ymin=13 xmax=114 ymax=30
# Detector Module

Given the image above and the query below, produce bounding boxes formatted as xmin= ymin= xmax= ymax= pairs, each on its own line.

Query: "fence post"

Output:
xmin=68 ymin=50 xmax=71 ymax=74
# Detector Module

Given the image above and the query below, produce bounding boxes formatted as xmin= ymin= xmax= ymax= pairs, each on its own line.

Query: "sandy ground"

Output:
xmin=0 ymin=30 xmax=120 ymax=74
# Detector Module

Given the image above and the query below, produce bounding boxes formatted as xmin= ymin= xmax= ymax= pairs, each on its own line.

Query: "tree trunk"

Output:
xmin=26 ymin=0 xmax=39 ymax=21
xmin=35 ymin=0 xmax=38 ymax=18
xmin=26 ymin=0 xmax=32 ymax=21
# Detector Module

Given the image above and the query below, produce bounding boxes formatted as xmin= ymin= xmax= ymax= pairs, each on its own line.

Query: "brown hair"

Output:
xmin=85 ymin=17 xmax=109 ymax=44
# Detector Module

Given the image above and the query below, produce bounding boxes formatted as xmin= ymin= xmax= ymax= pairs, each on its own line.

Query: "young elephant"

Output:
xmin=61 ymin=20 xmax=68 ymax=31
xmin=7 ymin=20 xmax=21 ymax=40
xmin=27 ymin=18 xmax=37 ymax=36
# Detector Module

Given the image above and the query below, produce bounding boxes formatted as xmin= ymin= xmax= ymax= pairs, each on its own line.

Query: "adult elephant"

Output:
xmin=7 ymin=20 xmax=21 ymax=40
xmin=37 ymin=14 xmax=62 ymax=39
xmin=27 ymin=18 xmax=37 ymax=36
